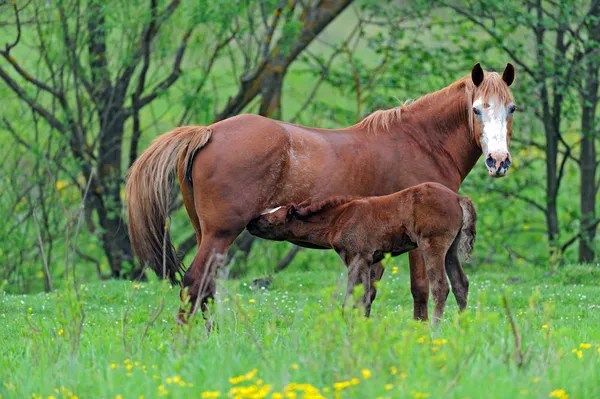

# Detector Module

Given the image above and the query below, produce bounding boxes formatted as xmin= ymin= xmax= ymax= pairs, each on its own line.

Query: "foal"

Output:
xmin=247 ymin=182 xmax=476 ymax=325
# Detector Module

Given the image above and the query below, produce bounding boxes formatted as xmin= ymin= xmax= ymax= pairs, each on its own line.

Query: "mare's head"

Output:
xmin=469 ymin=63 xmax=516 ymax=178
xmin=247 ymin=206 xmax=296 ymax=241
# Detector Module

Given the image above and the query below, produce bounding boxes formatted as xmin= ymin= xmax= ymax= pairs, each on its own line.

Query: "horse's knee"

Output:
xmin=411 ymin=283 xmax=429 ymax=304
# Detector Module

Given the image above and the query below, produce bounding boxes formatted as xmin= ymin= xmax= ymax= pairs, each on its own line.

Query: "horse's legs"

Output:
xmin=420 ymin=240 xmax=450 ymax=327
xmin=445 ymin=244 xmax=469 ymax=311
xmin=180 ymin=232 xmax=239 ymax=319
xmin=408 ymin=250 xmax=430 ymax=321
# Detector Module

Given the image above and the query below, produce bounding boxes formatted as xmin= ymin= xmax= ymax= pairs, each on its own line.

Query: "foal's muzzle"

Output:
xmin=485 ymin=151 xmax=511 ymax=177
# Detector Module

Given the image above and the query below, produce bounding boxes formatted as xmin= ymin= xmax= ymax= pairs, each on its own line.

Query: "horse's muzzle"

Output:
xmin=485 ymin=151 xmax=511 ymax=177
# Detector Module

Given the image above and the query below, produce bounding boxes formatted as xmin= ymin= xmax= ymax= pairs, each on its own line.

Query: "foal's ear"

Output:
xmin=286 ymin=205 xmax=297 ymax=221
xmin=502 ymin=63 xmax=515 ymax=86
xmin=471 ymin=63 xmax=484 ymax=87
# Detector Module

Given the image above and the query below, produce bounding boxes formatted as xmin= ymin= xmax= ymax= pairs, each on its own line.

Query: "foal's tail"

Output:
xmin=125 ymin=126 xmax=211 ymax=284
xmin=457 ymin=196 xmax=477 ymax=261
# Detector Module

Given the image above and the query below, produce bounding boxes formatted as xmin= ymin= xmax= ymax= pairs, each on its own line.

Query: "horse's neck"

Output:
xmin=400 ymin=88 xmax=482 ymax=182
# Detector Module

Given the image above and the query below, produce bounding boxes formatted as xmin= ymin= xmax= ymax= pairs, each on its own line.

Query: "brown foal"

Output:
xmin=247 ymin=183 xmax=476 ymax=326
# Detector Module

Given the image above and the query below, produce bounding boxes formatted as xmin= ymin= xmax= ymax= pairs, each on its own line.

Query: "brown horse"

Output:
xmin=126 ymin=63 xmax=515 ymax=320
xmin=246 ymin=183 xmax=476 ymax=325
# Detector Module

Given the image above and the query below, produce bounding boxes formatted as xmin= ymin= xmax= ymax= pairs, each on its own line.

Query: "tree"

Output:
xmin=0 ymin=0 xmax=354 ymax=281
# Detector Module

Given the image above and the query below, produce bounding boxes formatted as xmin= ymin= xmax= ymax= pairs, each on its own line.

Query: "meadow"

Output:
xmin=1 ymin=257 xmax=599 ymax=399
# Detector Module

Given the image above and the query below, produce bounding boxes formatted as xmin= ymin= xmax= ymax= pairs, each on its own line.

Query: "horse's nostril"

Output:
xmin=504 ymin=158 xmax=511 ymax=168
xmin=485 ymin=157 xmax=495 ymax=168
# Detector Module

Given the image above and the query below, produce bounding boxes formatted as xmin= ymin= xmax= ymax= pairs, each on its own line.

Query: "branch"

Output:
xmin=4 ymin=1 xmax=22 ymax=54
xmin=560 ymin=218 xmax=600 ymax=254
xmin=128 ymin=27 xmax=195 ymax=111
xmin=442 ymin=3 xmax=537 ymax=79
xmin=0 ymin=68 xmax=67 ymax=134
xmin=491 ymin=187 xmax=547 ymax=213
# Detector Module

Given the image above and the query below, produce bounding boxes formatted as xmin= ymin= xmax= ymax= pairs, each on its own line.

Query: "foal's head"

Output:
xmin=469 ymin=63 xmax=516 ymax=178
xmin=247 ymin=206 xmax=296 ymax=241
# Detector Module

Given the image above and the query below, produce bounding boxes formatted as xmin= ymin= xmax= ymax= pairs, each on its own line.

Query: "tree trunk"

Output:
xmin=578 ymin=56 xmax=600 ymax=263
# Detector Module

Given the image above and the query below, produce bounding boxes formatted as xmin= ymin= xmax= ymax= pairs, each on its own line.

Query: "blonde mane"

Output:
xmin=356 ymin=71 xmax=514 ymax=134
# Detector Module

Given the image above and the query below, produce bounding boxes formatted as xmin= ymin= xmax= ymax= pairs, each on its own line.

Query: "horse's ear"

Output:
xmin=471 ymin=63 xmax=484 ymax=87
xmin=502 ymin=63 xmax=515 ymax=86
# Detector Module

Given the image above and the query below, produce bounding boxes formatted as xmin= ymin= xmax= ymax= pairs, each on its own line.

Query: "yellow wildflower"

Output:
xmin=126 ymin=365 xmax=133 ymax=370
xmin=58 ymin=329 xmax=64 ymax=335
xmin=361 ymin=369 xmax=371 ymax=379
xmin=272 ymin=393 xmax=284 ymax=399
xmin=116 ymin=395 xmax=123 ymax=399
xmin=285 ymin=392 xmax=297 ymax=399
xmin=433 ymin=339 xmax=447 ymax=345
xmin=400 ymin=372 xmax=408 ymax=379
xmin=580 ymin=343 xmax=591 ymax=349
xmin=351 ymin=378 xmax=360 ymax=385
xmin=134 ymin=284 xmax=141 ymax=289
xmin=201 ymin=392 xmax=221 ymax=398
xmin=532 ymin=377 xmax=540 ymax=383
xmin=541 ymin=324 xmax=549 ymax=329
xmin=173 ymin=376 xmax=181 ymax=383
xmin=56 ymin=180 xmax=68 ymax=191
xmin=385 ymin=384 xmax=393 ymax=390
xmin=549 ymin=389 xmax=568 ymax=399
xmin=392 ymin=266 xmax=399 ymax=274
xmin=166 ymin=377 xmax=172 ymax=384
xmin=413 ymin=392 xmax=430 ymax=399
xmin=249 ymin=299 xmax=256 ymax=303
xmin=291 ymin=363 xmax=299 ymax=370
xmin=417 ymin=336 xmax=426 ymax=344
xmin=390 ymin=366 xmax=397 ymax=375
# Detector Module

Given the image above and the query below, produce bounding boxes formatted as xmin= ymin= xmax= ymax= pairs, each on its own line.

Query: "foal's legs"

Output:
xmin=409 ymin=250 xmax=430 ymax=321
xmin=342 ymin=254 xmax=372 ymax=317
xmin=420 ymin=239 xmax=450 ymax=327
xmin=445 ymin=243 xmax=469 ymax=311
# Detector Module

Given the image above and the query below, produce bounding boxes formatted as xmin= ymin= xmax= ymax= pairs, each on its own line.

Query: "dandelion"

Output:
xmin=285 ymin=392 xmax=297 ymax=399
xmin=28 ymin=307 xmax=32 ymax=312
xmin=549 ymin=389 xmax=568 ymax=399
xmin=412 ymin=392 xmax=430 ymax=399
xmin=134 ymin=284 xmax=141 ymax=289
xmin=116 ymin=395 xmax=123 ymax=399
xmin=126 ymin=364 xmax=133 ymax=371
xmin=392 ymin=266 xmax=399 ymax=275
xmin=532 ymin=377 xmax=540 ymax=383
xmin=361 ymin=369 xmax=371 ymax=379
xmin=385 ymin=384 xmax=393 ymax=390
xmin=390 ymin=366 xmax=397 ymax=375
xmin=400 ymin=372 xmax=408 ymax=379
xmin=272 ymin=393 xmax=284 ymax=399
xmin=173 ymin=376 xmax=181 ymax=383
xmin=291 ymin=363 xmax=299 ymax=370
xmin=542 ymin=324 xmax=549 ymax=329
xmin=56 ymin=180 xmax=68 ymax=191
xmin=249 ymin=299 xmax=256 ymax=303
xmin=417 ymin=336 xmax=426 ymax=344
xmin=58 ymin=329 xmax=64 ymax=336
xmin=201 ymin=392 xmax=221 ymax=398
xmin=580 ymin=343 xmax=591 ymax=349
xmin=165 ymin=377 xmax=172 ymax=384
xmin=351 ymin=378 xmax=360 ymax=385
xmin=433 ymin=339 xmax=447 ymax=345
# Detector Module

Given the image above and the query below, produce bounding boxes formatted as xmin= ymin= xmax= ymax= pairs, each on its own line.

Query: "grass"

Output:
xmin=1 ymin=259 xmax=599 ymax=399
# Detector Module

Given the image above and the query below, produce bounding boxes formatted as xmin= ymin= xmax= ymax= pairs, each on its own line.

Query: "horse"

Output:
xmin=246 ymin=182 xmax=476 ymax=325
xmin=125 ymin=62 xmax=515 ymax=321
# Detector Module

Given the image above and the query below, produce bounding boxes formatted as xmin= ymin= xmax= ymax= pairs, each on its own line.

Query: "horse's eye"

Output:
xmin=473 ymin=107 xmax=481 ymax=116
xmin=508 ymin=104 xmax=517 ymax=114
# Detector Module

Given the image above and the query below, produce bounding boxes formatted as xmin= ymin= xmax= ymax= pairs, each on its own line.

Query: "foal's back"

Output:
xmin=329 ymin=183 xmax=465 ymax=258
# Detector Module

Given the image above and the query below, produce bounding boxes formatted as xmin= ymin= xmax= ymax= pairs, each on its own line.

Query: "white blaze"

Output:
xmin=473 ymin=97 xmax=509 ymax=158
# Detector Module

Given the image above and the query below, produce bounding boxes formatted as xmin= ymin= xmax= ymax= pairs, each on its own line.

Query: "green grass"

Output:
xmin=1 ymin=260 xmax=599 ymax=399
